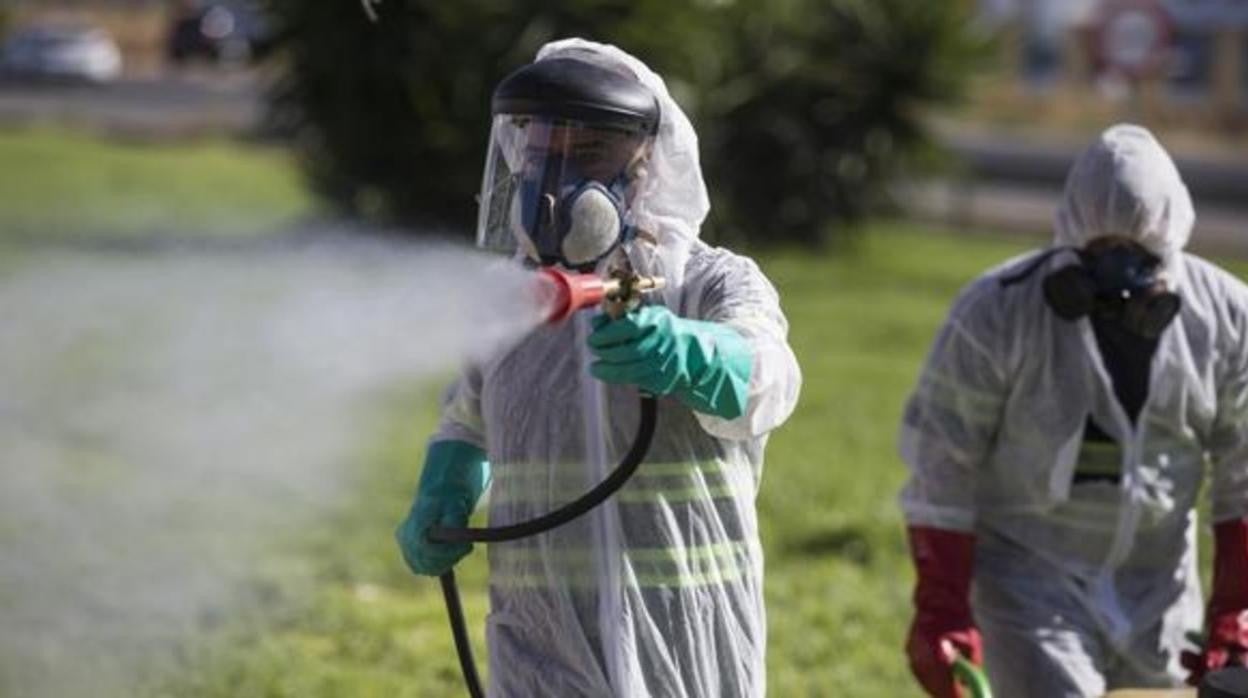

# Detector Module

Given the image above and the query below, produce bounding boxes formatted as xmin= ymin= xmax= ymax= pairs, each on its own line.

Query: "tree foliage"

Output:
xmin=696 ymin=0 xmax=987 ymax=245
xmin=264 ymin=0 xmax=985 ymax=244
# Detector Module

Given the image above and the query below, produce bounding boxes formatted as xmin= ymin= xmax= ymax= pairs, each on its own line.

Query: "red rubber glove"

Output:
xmin=1183 ymin=518 xmax=1248 ymax=685
xmin=906 ymin=526 xmax=983 ymax=698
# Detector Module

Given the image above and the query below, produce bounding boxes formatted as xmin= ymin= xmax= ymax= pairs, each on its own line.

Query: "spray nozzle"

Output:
xmin=538 ymin=266 xmax=665 ymax=324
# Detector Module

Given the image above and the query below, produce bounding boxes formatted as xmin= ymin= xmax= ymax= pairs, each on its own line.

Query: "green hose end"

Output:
xmin=952 ymin=655 xmax=993 ymax=698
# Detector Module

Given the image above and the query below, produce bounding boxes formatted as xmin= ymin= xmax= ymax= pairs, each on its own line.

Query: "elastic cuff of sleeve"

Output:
xmin=418 ymin=439 xmax=491 ymax=508
xmin=678 ymin=322 xmax=754 ymax=420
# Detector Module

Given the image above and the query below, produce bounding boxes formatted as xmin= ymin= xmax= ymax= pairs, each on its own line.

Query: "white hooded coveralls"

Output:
xmin=899 ymin=124 xmax=1248 ymax=696
xmin=437 ymin=39 xmax=802 ymax=697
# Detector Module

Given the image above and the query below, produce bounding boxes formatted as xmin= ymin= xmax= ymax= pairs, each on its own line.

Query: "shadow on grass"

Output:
xmin=786 ymin=524 xmax=875 ymax=567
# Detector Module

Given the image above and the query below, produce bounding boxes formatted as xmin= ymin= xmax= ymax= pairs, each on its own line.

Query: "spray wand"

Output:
xmin=539 ymin=265 xmax=666 ymax=323
xmin=428 ymin=264 xmax=665 ymax=698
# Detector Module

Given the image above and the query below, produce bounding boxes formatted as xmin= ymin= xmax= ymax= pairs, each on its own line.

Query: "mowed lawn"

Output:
xmin=6 ymin=128 xmax=1240 ymax=697
xmin=0 ymin=128 xmax=311 ymax=242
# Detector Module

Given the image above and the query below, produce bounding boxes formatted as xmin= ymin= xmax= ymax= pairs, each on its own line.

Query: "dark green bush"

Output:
xmin=264 ymin=0 xmax=985 ymax=244
xmin=695 ymin=0 xmax=987 ymax=245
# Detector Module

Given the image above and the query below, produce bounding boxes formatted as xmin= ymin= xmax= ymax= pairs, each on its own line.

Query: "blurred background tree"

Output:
xmin=264 ymin=0 xmax=986 ymax=245
xmin=695 ymin=0 xmax=988 ymax=245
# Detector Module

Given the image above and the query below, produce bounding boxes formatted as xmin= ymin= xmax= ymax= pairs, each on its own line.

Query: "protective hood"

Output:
xmin=535 ymin=38 xmax=709 ymax=307
xmin=1054 ymin=124 xmax=1195 ymax=273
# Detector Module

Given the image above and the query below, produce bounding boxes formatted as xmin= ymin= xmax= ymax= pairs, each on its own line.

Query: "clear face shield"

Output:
xmin=476 ymin=114 xmax=653 ymax=271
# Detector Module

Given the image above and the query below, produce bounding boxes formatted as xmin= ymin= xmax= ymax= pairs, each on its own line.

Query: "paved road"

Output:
xmin=946 ymin=129 xmax=1248 ymax=210
xmin=0 ymin=71 xmax=260 ymax=138
xmin=910 ymin=129 xmax=1248 ymax=256
xmin=901 ymin=178 xmax=1248 ymax=257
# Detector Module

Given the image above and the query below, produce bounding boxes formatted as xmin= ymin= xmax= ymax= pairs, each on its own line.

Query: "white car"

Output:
xmin=1 ymin=25 xmax=123 ymax=84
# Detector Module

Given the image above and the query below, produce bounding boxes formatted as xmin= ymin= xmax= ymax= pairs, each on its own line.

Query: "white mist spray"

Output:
xmin=0 ymin=234 xmax=553 ymax=697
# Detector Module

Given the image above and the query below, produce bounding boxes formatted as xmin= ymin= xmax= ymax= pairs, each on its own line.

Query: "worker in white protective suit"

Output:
xmin=899 ymin=124 xmax=1248 ymax=697
xmin=395 ymin=38 xmax=802 ymax=697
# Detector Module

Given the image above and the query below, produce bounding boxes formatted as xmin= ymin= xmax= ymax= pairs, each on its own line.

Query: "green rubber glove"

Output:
xmin=587 ymin=305 xmax=754 ymax=420
xmin=395 ymin=439 xmax=490 ymax=577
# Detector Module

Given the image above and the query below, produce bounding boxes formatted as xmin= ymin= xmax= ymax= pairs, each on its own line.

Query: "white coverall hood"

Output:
xmin=536 ymin=38 xmax=710 ymax=307
xmin=1054 ymin=124 xmax=1195 ymax=273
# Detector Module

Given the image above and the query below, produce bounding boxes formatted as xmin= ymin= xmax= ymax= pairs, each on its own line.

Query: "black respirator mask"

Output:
xmin=1041 ymin=243 xmax=1181 ymax=339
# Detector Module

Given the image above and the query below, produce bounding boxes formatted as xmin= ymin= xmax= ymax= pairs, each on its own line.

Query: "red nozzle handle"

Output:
xmin=539 ymin=267 xmax=607 ymax=324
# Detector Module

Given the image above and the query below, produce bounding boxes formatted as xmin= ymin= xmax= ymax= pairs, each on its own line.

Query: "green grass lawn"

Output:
xmin=758 ymin=230 xmax=1032 ymax=697
xmin=6 ymin=128 xmax=1237 ymax=697
xmin=0 ymin=129 xmax=313 ymax=242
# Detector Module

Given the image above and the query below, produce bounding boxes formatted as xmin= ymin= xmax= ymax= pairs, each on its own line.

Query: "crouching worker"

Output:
xmin=395 ymin=38 xmax=801 ymax=697
xmin=898 ymin=124 xmax=1248 ymax=697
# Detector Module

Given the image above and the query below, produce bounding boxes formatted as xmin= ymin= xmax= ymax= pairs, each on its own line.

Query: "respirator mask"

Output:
xmin=1041 ymin=239 xmax=1181 ymax=339
xmin=476 ymin=57 xmax=660 ymax=271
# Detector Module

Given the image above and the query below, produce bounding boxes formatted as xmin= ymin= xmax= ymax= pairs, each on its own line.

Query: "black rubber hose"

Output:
xmin=439 ymin=570 xmax=484 ymax=698
xmin=427 ymin=396 xmax=658 ymax=544
xmin=429 ymin=395 xmax=658 ymax=698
